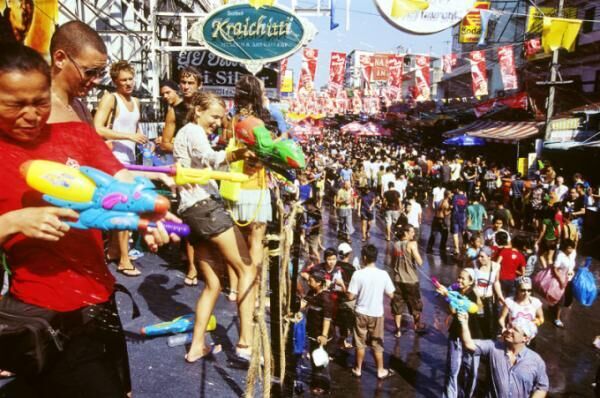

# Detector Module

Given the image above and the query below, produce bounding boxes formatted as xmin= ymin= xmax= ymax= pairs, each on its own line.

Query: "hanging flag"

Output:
xmin=297 ymin=48 xmax=319 ymax=93
xmin=390 ymin=0 xmax=429 ymax=19
xmin=442 ymin=54 xmax=457 ymax=74
xmin=469 ymin=50 xmax=488 ymax=97
xmin=497 ymin=45 xmax=518 ymax=91
xmin=525 ymin=37 xmax=542 ymax=57
xmin=542 ymin=17 xmax=582 ymax=53
xmin=248 ymin=0 xmax=276 ymax=8
xmin=459 ymin=1 xmax=491 ymax=44
xmin=359 ymin=54 xmax=374 ymax=90
xmin=414 ymin=55 xmax=430 ymax=102
xmin=527 ymin=6 xmax=578 ymax=34
xmin=387 ymin=55 xmax=404 ymax=101
xmin=477 ymin=9 xmax=496 ymax=46
xmin=328 ymin=52 xmax=346 ymax=95
xmin=372 ymin=54 xmax=389 ymax=81
xmin=330 ymin=0 xmax=340 ymax=30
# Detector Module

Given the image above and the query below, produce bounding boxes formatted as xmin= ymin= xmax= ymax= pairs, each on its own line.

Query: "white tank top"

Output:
xmin=111 ymin=94 xmax=140 ymax=164
xmin=474 ymin=264 xmax=498 ymax=298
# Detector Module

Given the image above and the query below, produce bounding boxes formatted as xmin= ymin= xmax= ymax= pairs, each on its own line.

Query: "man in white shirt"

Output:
xmin=380 ymin=167 xmax=396 ymax=196
xmin=551 ymin=176 xmax=569 ymax=203
xmin=395 ymin=173 xmax=408 ymax=201
xmin=431 ymin=183 xmax=446 ymax=209
xmin=347 ymin=245 xmax=395 ymax=380
xmin=406 ymin=195 xmax=423 ymax=238
xmin=450 ymin=158 xmax=462 ymax=182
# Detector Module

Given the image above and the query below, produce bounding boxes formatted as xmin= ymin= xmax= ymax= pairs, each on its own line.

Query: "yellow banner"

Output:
xmin=527 ymin=6 xmax=578 ymax=34
xmin=459 ymin=1 xmax=491 ymax=43
xmin=281 ymin=70 xmax=293 ymax=93
xmin=542 ymin=16 xmax=582 ymax=53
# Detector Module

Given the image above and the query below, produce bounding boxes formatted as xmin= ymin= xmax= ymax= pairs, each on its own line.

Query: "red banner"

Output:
xmin=442 ymin=53 xmax=457 ymax=74
xmin=329 ymin=52 xmax=346 ymax=95
xmin=497 ymin=45 xmax=518 ymax=91
xmin=372 ymin=54 xmax=389 ymax=81
xmin=359 ymin=55 xmax=374 ymax=89
xmin=525 ymin=37 xmax=542 ymax=57
xmin=414 ymin=55 xmax=431 ymax=102
xmin=474 ymin=92 xmax=528 ymax=117
xmin=298 ymin=48 xmax=318 ymax=93
xmin=469 ymin=50 xmax=488 ymax=97
xmin=387 ymin=55 xmax=404 ymax=102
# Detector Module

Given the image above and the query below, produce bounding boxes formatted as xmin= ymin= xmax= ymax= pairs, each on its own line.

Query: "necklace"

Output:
xmin=51 ymin=92 xmax=76 ymax=113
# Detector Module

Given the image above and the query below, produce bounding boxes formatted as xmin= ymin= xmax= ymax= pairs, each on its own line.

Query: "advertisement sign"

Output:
xmin=374 ymin=0 xmax=477 ymax=34
xmin=442 ymin=53 xmax=457 ymax=74
xmin=281 ymin=70 xmax=294 ymax=93
xmin=497 ymin=45 xmax=518 ymax=91
xmin=414 ymin=55 xmax=431 ymax=102
xmin=372 ymin=54 xmax=390 ymax=81
xmin=189 ymin=3 xmax=316 ymax=74
xmin=387 ymin=55 xmax=404 ymax=101
xmin=172 ymin=51 xmax=279 ymax=97
xmin=459 ymin=1 xmax=491 ymax=43
xmin=469 ymin=50 xmax=488 ymax=97
xmin=329 ymin=52 xmax=347 ymax=94
xmin=298 ymin=48 xmax=319 ymax=93
xmin=360 ymin=54 xmax=374 ymax=88
xmin=0 ymin=0 xmax=57 ymax=54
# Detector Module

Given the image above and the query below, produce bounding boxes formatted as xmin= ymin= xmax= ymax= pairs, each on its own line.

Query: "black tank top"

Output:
xmin=173 ymin=101 xmax=189 ymax=135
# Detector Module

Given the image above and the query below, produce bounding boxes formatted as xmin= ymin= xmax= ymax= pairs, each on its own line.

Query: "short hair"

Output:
xmin=560 ymin=239 xmax=576 ymax=251
xmin=109 ymin=60 xmax=134 ymax=82
xmin=186 ymin=91 xmax=225 ymax=123
xmin=179 ymin=66 xmax=202 ymax=86
xmin=309 ymin=270 xmax=327 ymax=286
xmin=160 ymin=79 xmax=179 ymax=92
xmin=50 ymin=21 xmax=106 ymax=60
xmin=0 ymin=42 xmax=50 ymax=82
xmin=323 ymin=248 xmax=337 ymax=259
xmin=495 ymin=231 xmax=509 ymax=246
xmin=361 ymin=244 xmax=378 ymax=264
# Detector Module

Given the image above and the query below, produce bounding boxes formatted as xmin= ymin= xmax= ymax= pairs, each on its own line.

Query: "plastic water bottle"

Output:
xmin=142 ymin=144 xmax=153 ymax=167
xmin=167 ymin=332 xmax=193 ymax=347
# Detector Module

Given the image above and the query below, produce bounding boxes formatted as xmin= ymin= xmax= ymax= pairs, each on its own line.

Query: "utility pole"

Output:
xmin=543 ymin=0 xmax=565 ymax=140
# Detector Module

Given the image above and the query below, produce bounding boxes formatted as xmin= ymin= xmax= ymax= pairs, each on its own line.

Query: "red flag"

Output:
xmin=525 ymin=37 xmax=542 ymax=57
xmin=298 ymin=48 xmax=319 ymax=93
xmin=469 ymin=50 xmax=488 ymax=96
xmin=329 ymin=52 xmax=346 ymax=95
xmin=372 ymin=54 xmax=389 ymax=81
xmin=414 ymin=55 xmax=431 ymax=101
xmin=387 ymin=55 xmax=404 ymax=101
xmin=359 ymin=55 xmax=374 ymax=90
xmin=442 ymin=54 xmax=457 ymax=74
xmin=497 ymin=45 xmax=518 ymax=91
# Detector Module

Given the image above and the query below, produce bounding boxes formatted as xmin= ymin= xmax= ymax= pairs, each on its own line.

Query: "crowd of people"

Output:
xmin=0 ymin=19 xmax=599 ymax=398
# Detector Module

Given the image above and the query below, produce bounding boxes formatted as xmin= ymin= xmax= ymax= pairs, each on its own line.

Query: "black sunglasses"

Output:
xmin=520 ymin=289 xmax=532 ymax=293
xmin=65 ymin=52 xmax=106 ymax=80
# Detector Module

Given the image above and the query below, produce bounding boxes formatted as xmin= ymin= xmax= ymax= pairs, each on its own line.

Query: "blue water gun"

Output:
xmin=431 ymin=277 xmax=478 ymax=314
xmin=21 ymin=160 xmax=190 ymax=236
xmin=141 ymin=314 xmax=217 ymax=336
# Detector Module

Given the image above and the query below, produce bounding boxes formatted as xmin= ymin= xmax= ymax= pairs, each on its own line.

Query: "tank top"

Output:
xmin=474 ymin=264 xmax=498 ymax=298
xmin=391 ymin=240 xmax=418 ymax=283
xmin=110 ymin=93 xmax=140 ymax=164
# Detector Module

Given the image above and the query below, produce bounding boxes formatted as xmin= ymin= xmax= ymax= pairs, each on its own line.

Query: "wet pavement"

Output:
xmin=1 ymin=203 xmax=599 ymax=397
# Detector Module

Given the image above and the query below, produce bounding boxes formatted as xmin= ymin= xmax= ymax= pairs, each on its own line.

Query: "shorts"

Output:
xmin=391 ymin=282 xmax=423 ymax=317
xmin=385 ymin=210 xmax=400 ymax=226
xmin=353 ymin=312 xmax=384 ymax=352
xmin=451 ymin=217 xmax=466 ymax=235
xmin=181 ymin=196 xmax=234 ymax=244
xmin=360 ymin=209 xmax=374 ymax=221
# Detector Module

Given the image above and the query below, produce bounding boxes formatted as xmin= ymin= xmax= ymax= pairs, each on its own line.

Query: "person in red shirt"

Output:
xmin=0 ymin=41 xmax=174 ymax=397
xmin=495 ymin=231 xmax=526 ymax=298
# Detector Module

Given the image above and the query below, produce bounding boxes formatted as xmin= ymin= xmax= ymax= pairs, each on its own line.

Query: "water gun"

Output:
xmin=124 ymin=163 xmax=249 ymax=185
xmin=141 ymin=313 xmax=217 ymax=336
xmin=21 ymin=160 xmax=190 ymax=236
xmin=235 ymin=116 xmax=306 ymax=181
xmin=431 ymin=277 xmax=478 ymax=314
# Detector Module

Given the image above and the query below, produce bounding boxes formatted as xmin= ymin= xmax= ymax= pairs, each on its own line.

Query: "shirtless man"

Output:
xmin=427 ymin=190 xmax=452 ymax=255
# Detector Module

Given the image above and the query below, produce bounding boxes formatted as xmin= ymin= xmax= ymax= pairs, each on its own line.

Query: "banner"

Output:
xmin=0 ymin=0 xmax=58 ymax=55
xmin=359 ymin=55 xmax=374 ymax=89
xmin=474 ymin=92 xmax=528 ymax=117
xmin=387 ymin=55 xmax=404 ymax=101
xmin=442 ymin=54 xmax=457 ymax=74
xmin=279 ymin=58 xmax=288 ymax=89
xmin=542 ymin=17 xmax=582 ymax=53
xmin=328 ymin=52 xmax=346 ymax=95
xmin=298 ymin=48 xmax=319 ymax=93
xmin=526 ymin=6 xmax=578 ymax=34
xmin=281 ymin=70 xmax=294 ymax=93
xmin=414 ymin=55 xmax=431 ymax=102
xmin=459 ymin=1 xmax=491 ymax=43
xmin=469 ymin=50 xmax=488 ymax=97
xmin=372 ymin=54 xmax=390 ymax=82
xmin=497 ymin=45 xmax=518 ymax=91
xmin=525 ymin=37 xmax=542 ymax=57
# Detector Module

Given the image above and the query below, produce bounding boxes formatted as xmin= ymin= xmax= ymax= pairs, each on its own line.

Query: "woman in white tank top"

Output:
xmin=470 ymin=246 xmax=505 ymax=338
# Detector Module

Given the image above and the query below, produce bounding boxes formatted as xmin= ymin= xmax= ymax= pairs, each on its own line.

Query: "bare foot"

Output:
xmin=185 ymin=344 xmax=222 ymax=363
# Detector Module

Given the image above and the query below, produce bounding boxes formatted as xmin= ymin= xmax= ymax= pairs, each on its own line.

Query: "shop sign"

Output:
xmin=374 ymin=0 xmax=477 ymax=34
xmin=459 ymin=1 xmax=491 ymax=43
xmin=189 ymin=3 xmax=316 ymax=74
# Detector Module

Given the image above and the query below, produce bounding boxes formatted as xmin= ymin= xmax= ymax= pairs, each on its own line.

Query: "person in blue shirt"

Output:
xmin=451 ymin=186 xmax=469 ymax=256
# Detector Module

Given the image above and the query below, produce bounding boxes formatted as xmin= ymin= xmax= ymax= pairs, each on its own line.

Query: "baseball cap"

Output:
xmin=512 ymin=318 xmax=538 ymax=340
xmin=338 ymin=242 xmax=352 ymax=256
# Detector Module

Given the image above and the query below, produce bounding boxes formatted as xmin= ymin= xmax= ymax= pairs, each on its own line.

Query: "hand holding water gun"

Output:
xmin=235 ymin=116 xmax=306 ymax=181
xmin=431 ymin=277 xmax=478 ymax=314
xmin=124 ymin=163 xmax=249 ymax=185
xmin=21 ymin=160 xmax=190 ymax=237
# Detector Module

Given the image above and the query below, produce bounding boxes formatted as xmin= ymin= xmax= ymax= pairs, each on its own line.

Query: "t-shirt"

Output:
xmin=0 ymin=122 xmax=123 ymax=311
xmin=554 ymin=250 xmax=576 ymax=279
xmin=383 ymin=189 xmax=401 ymax=211
xmin=406 ymin=200 xmax=422 ymax=228
xmin=467 ymin=203 xmax=487 ymax=231
xmin=452 ymin=193 xmax=468 ymax=221
xmin=432 ymin=187 xmax=445 ymax=207
xmin=504 ymin=297 xmax=542 ymax=325
xmin=340 ymin=168 xmax=352 ymax=182
xmin=305 ymin=290 xmax=333 ymax=338
xmin=348 ymin=266 xmax=395 ymax=317
xmin=497 ymin=248 xmax=526 ymax=281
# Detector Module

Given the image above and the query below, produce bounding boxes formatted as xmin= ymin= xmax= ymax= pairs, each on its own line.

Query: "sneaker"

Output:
xmin=553 ymin=319 xmax=565 ymax=328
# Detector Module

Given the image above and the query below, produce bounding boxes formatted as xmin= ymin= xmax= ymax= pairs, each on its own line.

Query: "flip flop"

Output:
xmin=351 ymin=368 xmax=362 ymax=378
xmin=377 ymin=368 xmax=395 ymax=380
xmin=185 ymin=344 xmax=222 ymax=363
xmin=184 ymin=276 xmax=198 ymax=286
xmin=117 ymin=267 xmax=141 ymax=277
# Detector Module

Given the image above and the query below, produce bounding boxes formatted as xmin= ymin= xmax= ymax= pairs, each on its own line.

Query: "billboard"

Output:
xmin=459 ymin=1 xmax=491 ymax=43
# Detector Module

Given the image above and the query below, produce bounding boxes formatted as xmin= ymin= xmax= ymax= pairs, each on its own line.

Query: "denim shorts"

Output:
xmin=181 ymin=196 xmax=234 ymax=244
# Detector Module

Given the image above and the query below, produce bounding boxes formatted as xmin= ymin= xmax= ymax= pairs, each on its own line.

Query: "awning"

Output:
xmin=443 ymin=120 xmax=540 ymax=143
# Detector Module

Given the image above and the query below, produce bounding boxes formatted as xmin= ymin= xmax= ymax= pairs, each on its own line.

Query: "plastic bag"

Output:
xmin=572 ymin=257 xmax=598 ymax=307
xmin=533 ymin=267 xmax=566 ymax=306
xmin=293 ymin=315 xmax=306 ymax=355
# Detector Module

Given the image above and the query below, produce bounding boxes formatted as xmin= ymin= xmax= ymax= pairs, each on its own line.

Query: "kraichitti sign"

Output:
xmin=373 ymin=0 xmax=476 ymax=34
xmin=189 ymin=3 xmax=316 ymax=74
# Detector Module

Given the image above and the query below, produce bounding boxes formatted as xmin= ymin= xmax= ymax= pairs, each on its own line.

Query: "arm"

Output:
xmin=317 ymin=318 xmax=331 ymax=346
xmin=457 ymin=313 xmax=477 ymax=352
xmin=410 ymin=241 xmax=424 ymax=266
xmin=492 ymin=265 xmax=506 ymax=305
xmin=498 ymin=304 xmax=509 ymax=332
xmin=93 ymin=94 xmax=147 ymax=143
xmin=531 ymin=391 xmax=547 ymax=398
xmin=159 ymin=107 xmax=176 ymax=152
xmin=535 ymin=305 xmax=545 ymax=326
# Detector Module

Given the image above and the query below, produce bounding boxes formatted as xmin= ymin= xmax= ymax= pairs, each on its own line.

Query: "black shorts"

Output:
xmin=391 ymin=282 xmax=423 ymax=317
xmin=181 ymin=196 xmax=234 ymax=244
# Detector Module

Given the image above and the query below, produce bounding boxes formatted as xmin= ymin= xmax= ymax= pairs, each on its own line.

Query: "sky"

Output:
xmin=280 ymin=0 xmax=452 ymax=88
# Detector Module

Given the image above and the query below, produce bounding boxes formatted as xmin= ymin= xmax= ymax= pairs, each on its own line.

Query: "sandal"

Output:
xmin=117 ymin=266 xmax=141 ymax=277
xmin=228 ymin=290 xmax=238 ymax=302
xmin=185 ymin=344 xmax=222 ymax=363
xmin=377 ymin=368 xmax=395 ymax=380
xmin=184 ymin=275 xmax=198 ymax=286
xmin=351 ymin=368 xmax=362 ymax=378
